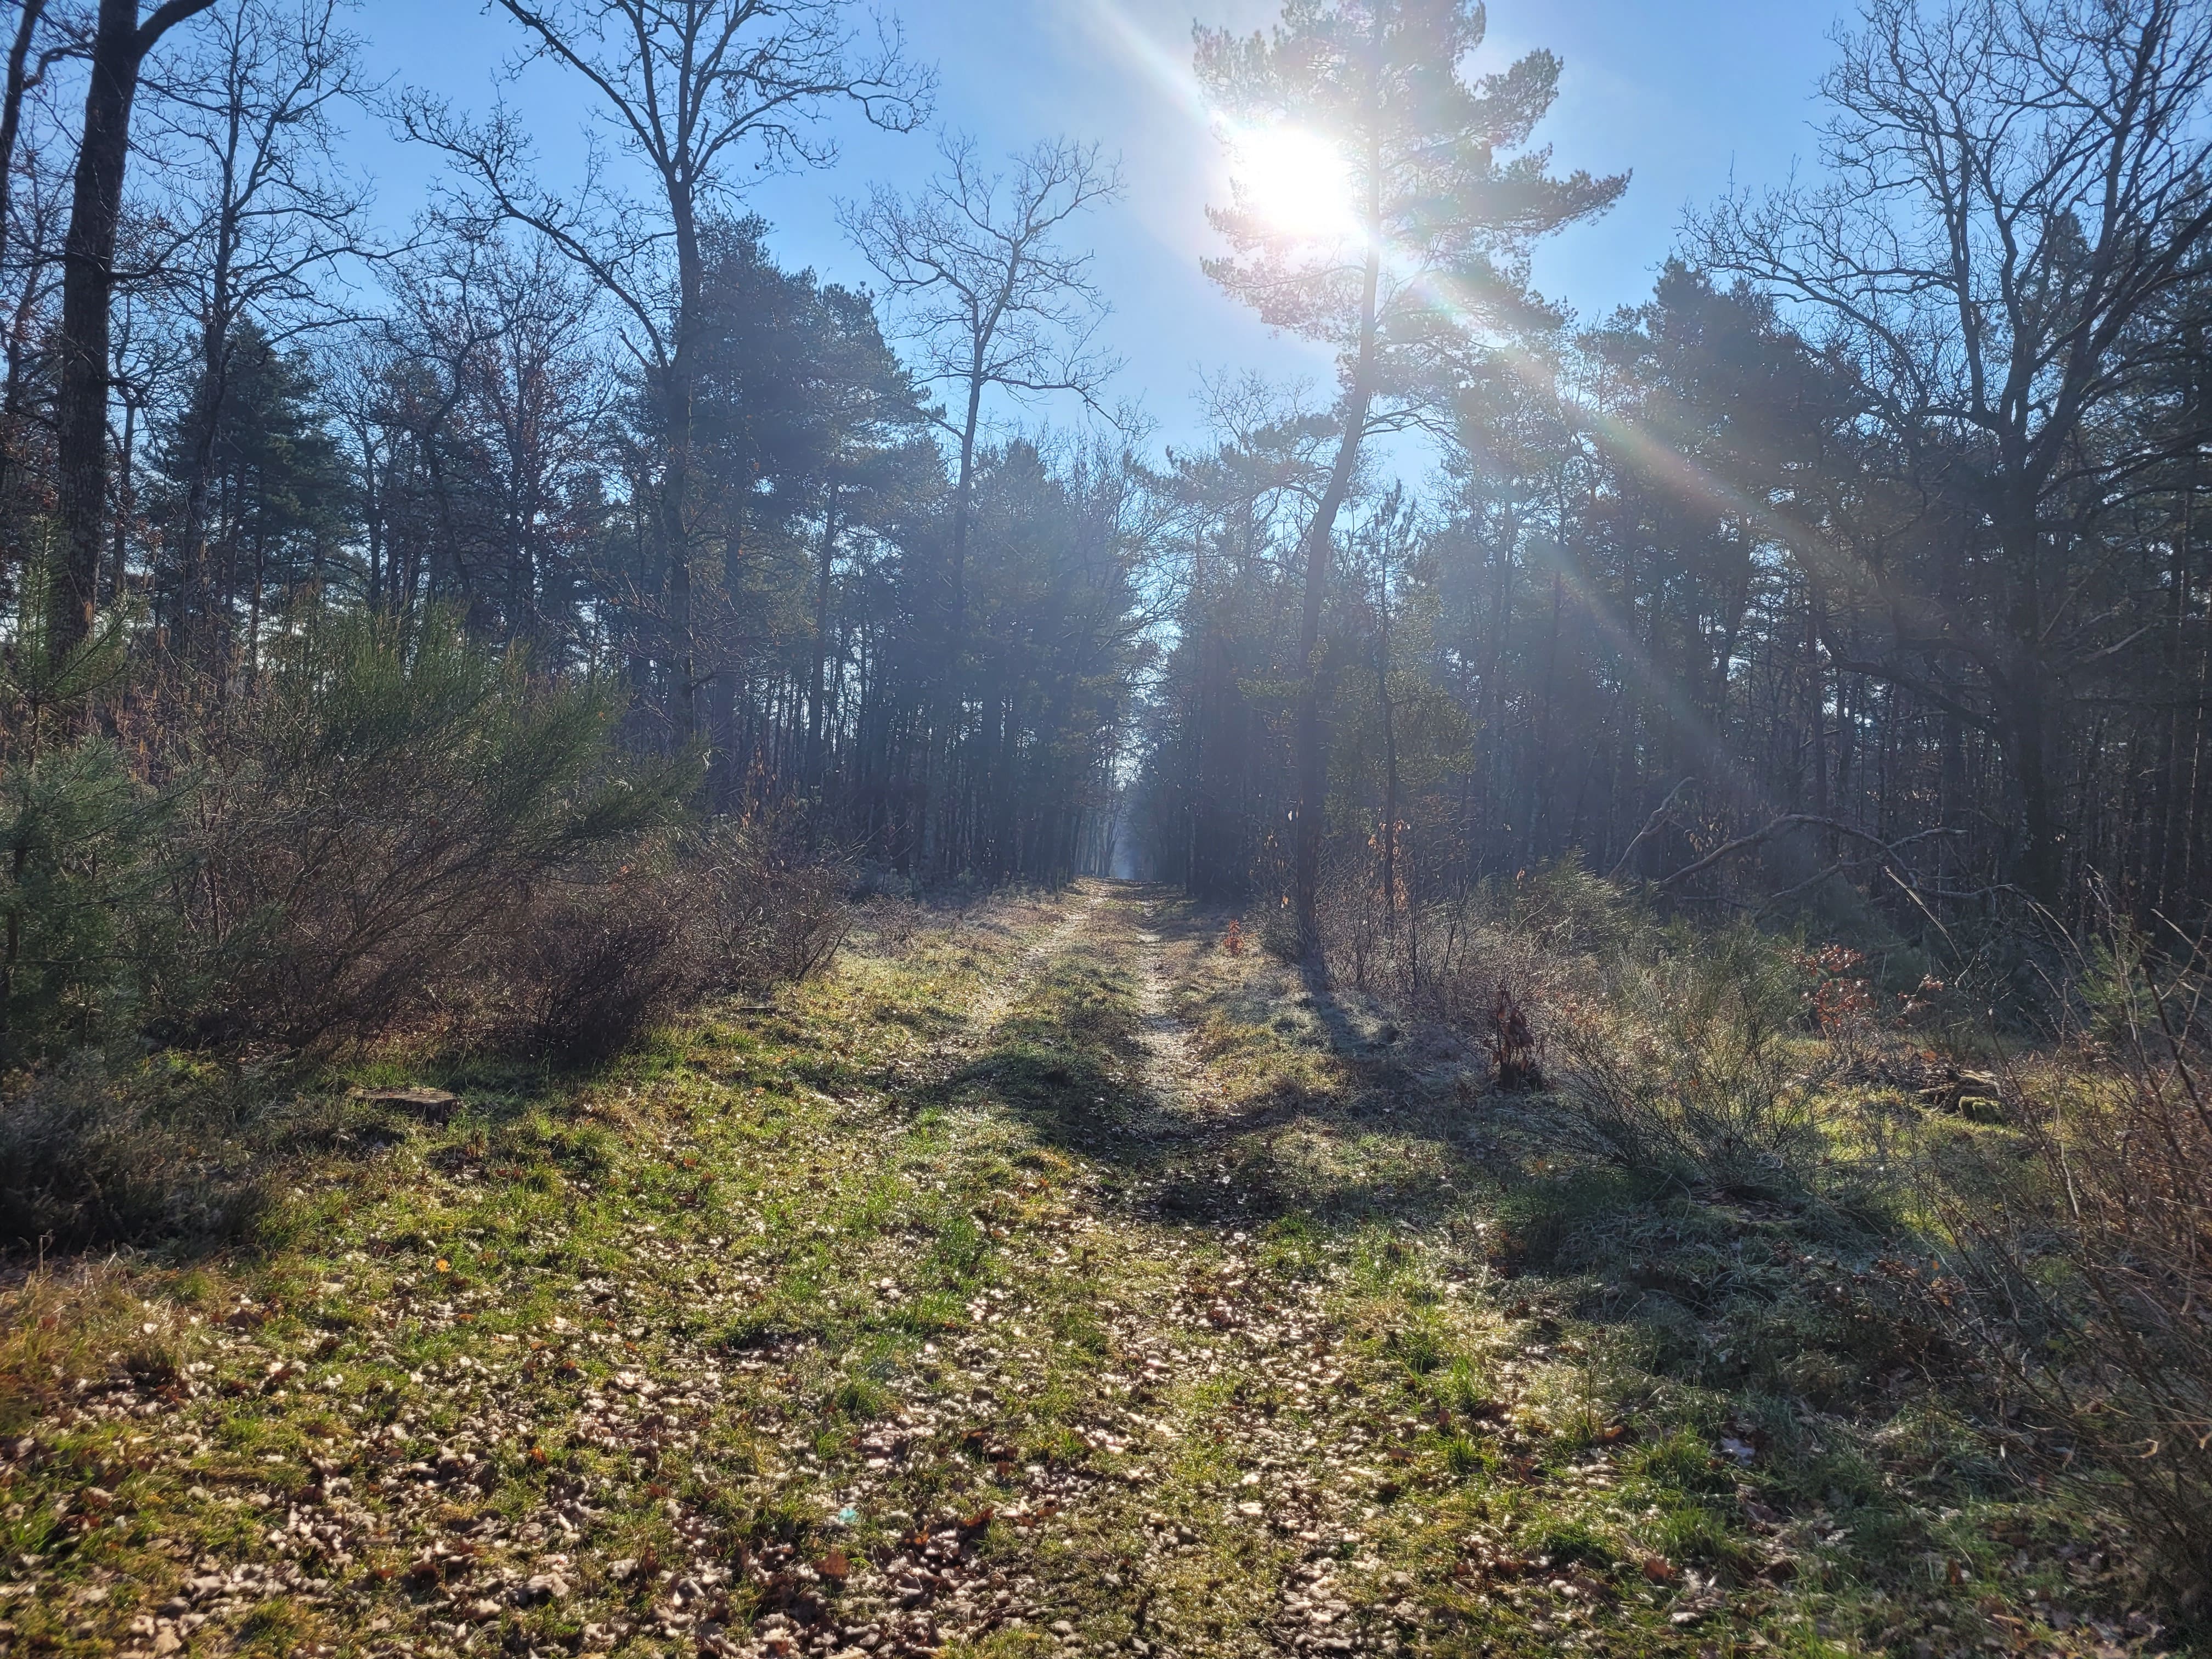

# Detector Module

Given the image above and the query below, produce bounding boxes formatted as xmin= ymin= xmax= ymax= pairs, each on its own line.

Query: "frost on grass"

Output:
xmin=0 ymin=884 xmax=2177 ymax=1659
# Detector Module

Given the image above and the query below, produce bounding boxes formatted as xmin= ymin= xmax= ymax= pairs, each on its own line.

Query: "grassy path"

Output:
xmin=0 ymin=883 xmax=2160 ymax=1659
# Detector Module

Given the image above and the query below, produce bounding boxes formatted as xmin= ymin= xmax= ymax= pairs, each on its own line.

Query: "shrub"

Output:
xmin=1555 ymin=922 xmax=1830 ymax=1192
xmin=1487 ymin=983 xmax=1544 ymax=1090
xmin=0 ymin=1052 xmax=268 ymax=1249
xmin=1334 ymin=860 xmax=1651 ymax=1020
xmin=490 ymin=870 xmax=701 ymax=1064
xmin=483 ymin=809 xmax=855 ymax=1063
xmin=0 ymin=612 xmax=862 ymax=1250
xmin=1937 ymin=970 xmax=2212 ymax=1604
xmin=181 ymin=611 xmax=686 ymax=1047
xmin=1319 ymin=859 xmax=1656 ymax=1087
xmin=682 ymin=812 xmax=851 ymax=993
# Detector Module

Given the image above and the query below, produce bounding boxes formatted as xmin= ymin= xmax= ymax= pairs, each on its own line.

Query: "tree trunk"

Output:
xmin=1293 ymin=242 xmax=1381 ymax=963
xmin=362 ymin=431 xmax=384 ymax=614
xmin=0 ymin=0 xmax=47 ymax=581
xmin=1378 ymin=628 xmax=1398 ymax=942
xmin=108 ymin=394 xmax=134 ymax=607
xmin=1807 ymin=594 xmax=1831 ymax=860
xmin=806 ymin=485 xmax=838 ymax=788
xmin=52 ymin=0 xmax=216 ymax=663
xmin=2010 ymin=664 xmax=2062 ymax=908
xmin=245 ymin=509 xmax=264 ymax=692
xmin=1997 ymin=485 xmax=2064 ymax=907
xmin=663 ymin=200 xmax=703 ymax=748
xmin=922 ymin=368 xmax=987 ymax=876
xmin=178 ymin=352 xmax=225 ymax=658
xmin=53 ymin=2 xmax=145 ymax=662
xmin=1375 ymin=531 xmax=1398 ymax=942
xmin=0 ymin=1 xmax=47 ymax=281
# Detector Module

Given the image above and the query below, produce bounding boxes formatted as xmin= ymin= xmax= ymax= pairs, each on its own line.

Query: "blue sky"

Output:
xmin=351 ymin=0 xmax=1847 ymax=449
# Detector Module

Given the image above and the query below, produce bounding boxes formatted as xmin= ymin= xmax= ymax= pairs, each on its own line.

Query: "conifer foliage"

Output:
xmin=1195 ymin=0 xmax=1624 ymax=957
xmin=0 ymin=0 xmax=2207 ymax=1176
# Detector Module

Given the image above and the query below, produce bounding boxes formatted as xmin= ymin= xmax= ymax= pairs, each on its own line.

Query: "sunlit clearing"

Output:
xmin=1228 ymin=125 xmax=1358 ymax=242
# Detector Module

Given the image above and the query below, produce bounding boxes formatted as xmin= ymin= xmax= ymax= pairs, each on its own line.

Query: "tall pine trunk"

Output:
xmin=805 ymin=487 xmax=838 ymax=789
xmin=1292 ymin=240 xmax=1380 ymax=963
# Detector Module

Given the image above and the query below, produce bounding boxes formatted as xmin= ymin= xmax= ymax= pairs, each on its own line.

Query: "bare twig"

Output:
xmin=1647 ymin=814 xmax=1962 ymax=892
xmin=1605 ymin=775 xmax=1694 ymax=882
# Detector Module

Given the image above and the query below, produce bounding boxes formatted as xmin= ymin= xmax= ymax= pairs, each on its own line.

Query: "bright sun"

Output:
xmin=1228 ymin=125 xmax=1359 ymax=242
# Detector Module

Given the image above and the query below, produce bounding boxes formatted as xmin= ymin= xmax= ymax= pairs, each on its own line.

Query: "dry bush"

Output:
xmin=178 ymin=613 xmax=685 ymax=1048
xmin=852 ymin=892 xmax=924 ymax=955
xmin=0 ymin=1054 xmax=268 ymax=1249
xmin=1938 ymin=985 xmax=2212 ymax=1604
xmin=1487 ymin=984 xmax=1544 ymax=1090
xmin=488 ymin=871 xmax=702 ymax=1064
xmin=162 ymin=620 xmax=844 ymax=1056
xmin=1324 ymin=861 xmax=1847 ymax=1189
xmin=1553 ymin=927 xmax=1835 ymax=1193
xmin=0 ymin=617 xmax=860 ymax=1252
xmin=1258 ymin=900 xmax=1305 ymax=964
xmin=1321 ymin=861 xmax=1643 ymax=1081
xmin=481 ymin=814 xmax=854 ymax=1064
xmin=1316 ymin=853 xmax=1389 ymax=986
xmin=1416 ymin=865 xmax=1641 ymax=1031
xmin=683 ymin=814 xmax=852 ymax=994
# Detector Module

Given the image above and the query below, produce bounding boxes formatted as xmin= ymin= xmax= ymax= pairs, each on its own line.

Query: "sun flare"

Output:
xmin=1228 ymin=125 xmax=1359 ymax=242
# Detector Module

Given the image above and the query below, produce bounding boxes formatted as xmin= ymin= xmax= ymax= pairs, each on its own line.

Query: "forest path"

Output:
xmin=10 ymin=881 xmax=2073 ymax=1659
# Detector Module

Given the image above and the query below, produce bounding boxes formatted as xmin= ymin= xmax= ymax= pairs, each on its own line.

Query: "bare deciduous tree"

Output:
xmin=0 ymin=0 xmax=80 ymax=284
xmin=0 ymin=0 xmax=81 ymax=568
xmin=842 ymin=133 xmax=1122 ymax=666
xmin=1696 ymin=0 xmax=2212 ymax=903
xmin=144 ymin=0 xmax=373 ymax=664
xmin=405 ymin=0 xmax=929 ymax=744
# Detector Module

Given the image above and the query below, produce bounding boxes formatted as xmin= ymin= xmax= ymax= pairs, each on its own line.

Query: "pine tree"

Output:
xmin=1195 ymin=0 xmax=1624 ymax=961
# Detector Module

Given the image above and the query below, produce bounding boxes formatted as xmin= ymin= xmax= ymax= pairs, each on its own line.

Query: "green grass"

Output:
xmin=0 ymin=885 xmax=2180 ymax=1659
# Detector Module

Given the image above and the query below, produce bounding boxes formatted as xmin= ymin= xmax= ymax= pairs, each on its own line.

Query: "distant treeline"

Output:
xmin=1 ymin=0 xmax=2207 ymax=978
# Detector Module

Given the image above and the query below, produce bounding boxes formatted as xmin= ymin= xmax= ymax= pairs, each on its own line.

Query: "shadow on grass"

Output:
xmin=917 ymin=885 xmax=1504 ymax=1234
xmin=920 ymin=887 xmax=1957 ymax=1539
xmin=0 ymin=1029 xmax=637 ymax=1266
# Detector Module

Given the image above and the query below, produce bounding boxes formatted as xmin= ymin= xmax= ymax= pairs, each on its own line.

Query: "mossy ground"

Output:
xmin=0 ymin=883 xmax=2176 ymax=1658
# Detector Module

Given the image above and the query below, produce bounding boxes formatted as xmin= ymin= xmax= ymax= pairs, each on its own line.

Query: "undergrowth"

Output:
xmin=1312 ymin=860 xmax=2208 ymax=1641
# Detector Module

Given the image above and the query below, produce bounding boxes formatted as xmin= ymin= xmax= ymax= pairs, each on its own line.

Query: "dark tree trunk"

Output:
xmin=107 ymin=393 xmax=133 ymax=606
xmin=1378 ymin=600 xmax=1398 ymax=942
xmin=0 ymin=0 xmax=48 ymax=275
xmin=806 ymin=486 xmax=838 ymax=788
xmin=660 ymin=196 xmax=703 ymax=748
xmin=0 ymin=0 xmax=49 ymax=540
xmin=52 ymin=0 xmax=218 ymax=662
xmin=2010 ymin=664 xmax=2062 ymax=908
xmin=1372 ymin=518 xmax=1399 ymax=939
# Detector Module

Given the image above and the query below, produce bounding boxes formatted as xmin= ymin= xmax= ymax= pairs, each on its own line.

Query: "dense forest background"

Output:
xmin=2 ymin=0 xmax=2210 ymax=1068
